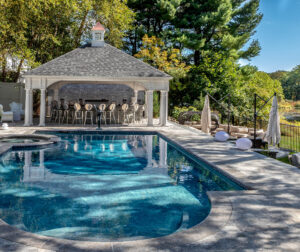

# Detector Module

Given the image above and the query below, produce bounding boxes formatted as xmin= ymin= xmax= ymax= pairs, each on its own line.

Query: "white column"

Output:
xmin=22 ymin=151 xmax=32 ymax=182
xmin=146 ymin=90 xmax=153 ymax=126
xmin=29 ymin=89 xmax=33 ymax=125
xmin=39 ymin=88 xmax=46 ymax=126
xmin=146 ymin=135 xmax=153 ymax=167
xmin=159 ymin=90 xmax=168 ymax=126
xmin=159 ymin=137 xmax=168 ymax=168
xmin=144 ymin=91 xmax=148 ymax=118
xmin=132 ymin=90 xmax=138 ymax=104
xmin=24 ymin=88 xmax=31 ymax=126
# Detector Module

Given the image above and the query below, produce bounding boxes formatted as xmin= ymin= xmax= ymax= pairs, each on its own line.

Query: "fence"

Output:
xmin=280 ymin=123 xmax=300 ymax=152
xmin=221 ymin=115 xmax=300 ymax=153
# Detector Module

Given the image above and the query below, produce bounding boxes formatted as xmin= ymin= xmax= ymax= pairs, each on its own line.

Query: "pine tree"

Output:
xmin=174 ymin=0 xmax=262 ymax=65
xmin=126 ymin=0 xmax=181 ymax=55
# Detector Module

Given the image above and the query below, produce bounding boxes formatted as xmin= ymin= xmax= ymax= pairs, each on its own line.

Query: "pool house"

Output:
xmin=22 ymin=22 xmax=172 ymax=127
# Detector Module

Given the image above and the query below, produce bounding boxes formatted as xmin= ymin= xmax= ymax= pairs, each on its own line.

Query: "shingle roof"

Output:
xmin=24 ymin=43 xmax=171 ymax=78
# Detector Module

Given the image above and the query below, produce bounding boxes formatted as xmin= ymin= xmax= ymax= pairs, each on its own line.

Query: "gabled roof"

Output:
xmin=24 ymin=43 xmax=171 ymax=79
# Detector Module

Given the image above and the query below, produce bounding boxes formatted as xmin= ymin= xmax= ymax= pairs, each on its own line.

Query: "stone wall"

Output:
xmin=0 ymin=82 xmax=25 ymax=111
xmin=50 ymin=83 xmax=145 ymax=105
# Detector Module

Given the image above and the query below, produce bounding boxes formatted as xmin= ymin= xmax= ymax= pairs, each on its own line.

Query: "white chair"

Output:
xmin=84 ymin=104 xmax=94 ymax=125
xmin=127 ymin=104 xmax=139 ymax=124
xmin=97 ymin=104 xmax=107 ymax=125
xmin=121 ymin=104 xmax=129 ymax=124
xmin=9 ymin=102 xmax=24 ymax=121
xmin=107 ymin=103 xmax=116 ymax=124
xmin=72 ymin=103 xmax=84 ymax=124
xmin=0 ymin=104 xmax=13 ymax=122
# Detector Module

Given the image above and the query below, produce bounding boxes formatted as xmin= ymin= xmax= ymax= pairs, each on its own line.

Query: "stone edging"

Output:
xmin=0 ymin=134 xmax=61 ymax=157
xmin=0 ymin=129 xmax=237 ymax=251
xmin=0 ymin=192 xmax=232 ymax=251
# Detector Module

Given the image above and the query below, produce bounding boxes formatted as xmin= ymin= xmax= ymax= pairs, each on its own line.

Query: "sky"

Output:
xmin=240 ymin=0 xmax=300 ymax=73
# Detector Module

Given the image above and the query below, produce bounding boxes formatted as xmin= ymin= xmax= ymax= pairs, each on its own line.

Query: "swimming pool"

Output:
xmin=0 ymin=132 xmax=243 ymax=241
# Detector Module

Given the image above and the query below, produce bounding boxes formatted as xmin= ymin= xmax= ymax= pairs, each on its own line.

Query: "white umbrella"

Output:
xmin=265 ymin=95 xmax=281 ymax=147
xmin=201 ymin=95 xmax=211 ymax=133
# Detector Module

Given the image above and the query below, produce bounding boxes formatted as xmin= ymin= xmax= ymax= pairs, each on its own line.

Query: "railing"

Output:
xmin=280 ymin=123 xmax=300 ymax=152
xmin=221 ymin=115 xmax=300 ymax=152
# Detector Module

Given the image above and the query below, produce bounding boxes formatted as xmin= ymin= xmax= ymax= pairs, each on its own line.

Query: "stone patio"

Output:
xmin=0 ymin=122 xmax=299 ymax=251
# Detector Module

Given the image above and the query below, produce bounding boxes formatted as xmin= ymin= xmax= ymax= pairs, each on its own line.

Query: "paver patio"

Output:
xmin=0 ymin=122 xmax=299 ymax=251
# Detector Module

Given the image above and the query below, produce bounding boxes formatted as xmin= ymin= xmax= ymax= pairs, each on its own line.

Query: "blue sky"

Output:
xmin=240 ymin=0 xmax=300 ymax=73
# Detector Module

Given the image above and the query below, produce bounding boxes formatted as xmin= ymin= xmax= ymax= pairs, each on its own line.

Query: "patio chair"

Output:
xmin=127 ymin=104 xmax=139 ymax=124
xmin=121 ymin=104 xmax=129 ymax=124
xmin=61 ymin=103 xmax=71 ymax=124
xmin=97 ymin=104 xmax=107 ymax=125
xmin=73 ymin=103 xmax=84 ymax=124
xmin=84 ymin=104 xmax=94 ymax=125
xmin=136 ymin=105 xmax=145 ymax=123
xmin=0 ymin=104 xmax=13 ymax=122
xmin=9 ymin=102 xmax=24 ymax=121
xmin=50 ymin=100 xmax=59 ymax=122
xmin=107 ymin=103 xmax=116 ymax=124
xmin=55 ymin=102 xmax=65 ymax=124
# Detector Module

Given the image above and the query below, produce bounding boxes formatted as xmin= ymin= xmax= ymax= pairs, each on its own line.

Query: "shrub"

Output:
xmin=171 ymin=106 xmax=198 ymax=120
xmin=191 ymin=114 xmax=201 ymax=121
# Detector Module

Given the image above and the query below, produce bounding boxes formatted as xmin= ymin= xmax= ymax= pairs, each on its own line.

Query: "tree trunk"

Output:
xmin=14 ymin=58 xmax=24 ymax=82
xmin=1 ymin=55 xmax=7 ymax=82
xmin=194 ymin=50 xmax=200 ymax=66
xmin=74 ymin=11 xmax=88 ymax=47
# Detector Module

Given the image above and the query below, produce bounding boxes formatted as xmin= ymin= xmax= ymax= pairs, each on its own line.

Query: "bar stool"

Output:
xmin=127 ymin=104 xmax=139 ymax=124
xmin=62 ymin=103 xmax=70 ymax=124
xmin=133 ymin=104 xmax=140 ymax=124
xmin=97 ymin=104 xmax=107 ymax=125
xmin=107 ymin=103 xmax=116 ymax=124
xmin=84 ymin=104 xmax=93 ymax=125
xmin=50 ymin=100 xmax=58 ymax=122
xmin=121 ymin=104 xmax=129 ymax=124
xmin=73 ymin=103 xmax=84 ymax=124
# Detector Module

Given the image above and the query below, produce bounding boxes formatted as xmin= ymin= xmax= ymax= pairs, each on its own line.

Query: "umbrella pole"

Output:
xmin=227 ymin=95 xmax=231 ymax=134
xmin=254 ymin=93 xmax=257 ymax=146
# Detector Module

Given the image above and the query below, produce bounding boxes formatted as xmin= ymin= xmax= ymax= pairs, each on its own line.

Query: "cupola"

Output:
xmin=91 ymin=22 xmax=105 ymax=47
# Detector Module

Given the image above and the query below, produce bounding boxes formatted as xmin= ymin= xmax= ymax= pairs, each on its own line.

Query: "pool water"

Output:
xmin=0 ymin=133 xmax=243 ymax=241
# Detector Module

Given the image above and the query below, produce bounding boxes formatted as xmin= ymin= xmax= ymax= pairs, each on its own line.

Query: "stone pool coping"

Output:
xmin=0 ymin=134 xmax=61 ymax=156
xmin=0 ymin=192 xmax=231 ymax=251
xmin=0 ymin=123 xmax=299 ymax=251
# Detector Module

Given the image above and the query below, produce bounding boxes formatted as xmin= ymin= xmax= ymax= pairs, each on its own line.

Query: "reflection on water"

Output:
xmin=0 ymin=134 xmax=242 ymax=241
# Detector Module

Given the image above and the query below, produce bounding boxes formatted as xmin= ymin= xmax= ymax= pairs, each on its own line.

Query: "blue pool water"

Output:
xmin=0 ymin=133 xmax=243 ymax=241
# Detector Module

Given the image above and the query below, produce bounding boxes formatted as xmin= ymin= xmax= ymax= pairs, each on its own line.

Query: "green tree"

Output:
xmin=126 ymin=0 xmax=182 ymax=55
xmin=0 ymin=0 xmax=134 ymax=82
xmin=269 ymin=70 xmax=288 ymax=82
xmin=135 ymin=35 xmax=190 ymax=78
xmin=174 ymin=0 xmax=262 ymax=65
xmin=280 ymin=65 xmax=300 ymax=100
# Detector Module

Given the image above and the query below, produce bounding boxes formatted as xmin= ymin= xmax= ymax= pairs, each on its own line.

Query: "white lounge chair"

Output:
xmin=0 ymin=104 xmax=13 ymax=122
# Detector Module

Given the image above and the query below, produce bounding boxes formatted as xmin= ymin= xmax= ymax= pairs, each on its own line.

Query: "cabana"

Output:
xmin=22 ymin=23 xmax=172 ymax=127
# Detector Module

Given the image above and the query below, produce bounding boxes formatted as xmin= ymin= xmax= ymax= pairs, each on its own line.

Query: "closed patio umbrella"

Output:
xmin=265 ymin=95 xmax=281 ymax=147
xmin=201 ymin=95 xmax=211 ymax=134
